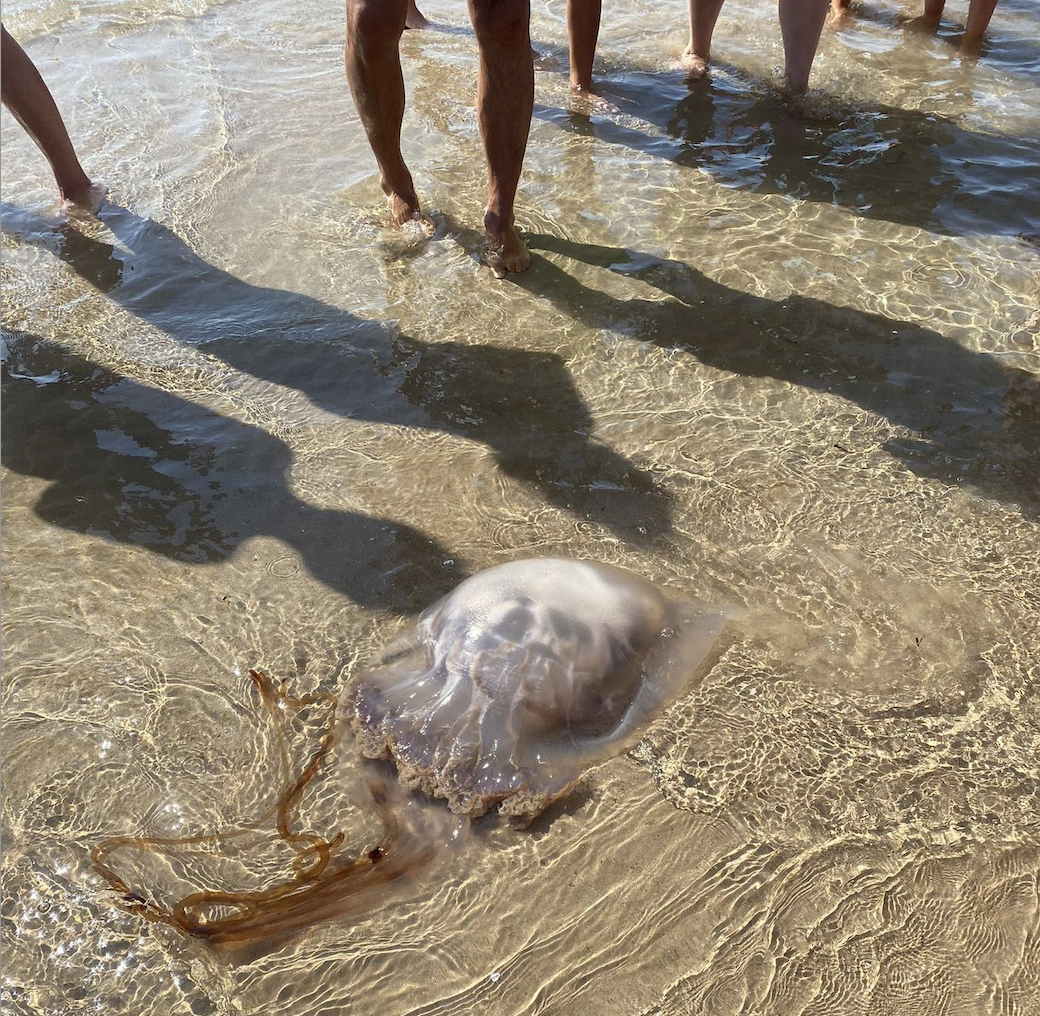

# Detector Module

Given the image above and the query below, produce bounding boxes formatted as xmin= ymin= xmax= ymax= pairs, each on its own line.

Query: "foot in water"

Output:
xmin=678 ymin=45 xmax=710 ymax=80
xmin=484 ymin=213 xmax=531 ymax=279
xmin=568 ymin=84 xmax=622 ymax=114
xmin=61 ymin=180 xmax=107 ymax=214
xmin=383 ymin=178 xmax=436 ymax=235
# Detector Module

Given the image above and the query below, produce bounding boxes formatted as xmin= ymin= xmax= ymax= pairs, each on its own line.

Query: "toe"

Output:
xmin=505 ymin=247 xmax=532 ymax=274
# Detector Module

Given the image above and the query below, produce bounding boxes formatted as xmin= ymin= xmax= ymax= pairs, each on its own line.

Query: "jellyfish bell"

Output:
xmin=346 ymin=558 xmax=729 ymax=825
xmin=92 ymin=559 xmax=728 ymax=944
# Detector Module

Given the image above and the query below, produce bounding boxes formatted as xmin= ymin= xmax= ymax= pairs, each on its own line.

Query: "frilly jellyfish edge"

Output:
xmin=345 ymin=558 xmax=729 ymax=825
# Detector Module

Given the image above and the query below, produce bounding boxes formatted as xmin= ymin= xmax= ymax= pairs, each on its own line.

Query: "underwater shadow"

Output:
xmin=1 ymin=332 xmax=457 ymax=613
xmin=535 ymin=69 xmax=1040 ymax=240
xmin=512 ymin=235 xmax=1039 ymax=519
xmin=2 ymin=203 xmax=672 ymax=545
xmin=831 ymin=1 xmax=1040 ymax=77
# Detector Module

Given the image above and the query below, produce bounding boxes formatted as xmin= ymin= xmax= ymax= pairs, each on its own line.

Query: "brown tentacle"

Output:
xmin=90 ymin=670 xmax=426 ymax=944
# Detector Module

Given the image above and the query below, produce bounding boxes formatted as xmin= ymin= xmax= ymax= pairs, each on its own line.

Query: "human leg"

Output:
xmin=469 ymin=0 xmax=534 ymax=277
xmin=0 ymin=24 xmax=100 ymax=208
xmin=405 ymin=1 xmax=429 ymax=30
xmin=681 ymin=0 xmax=727 ymax=79
xmin=923 ymin=0 xmax=946 ymax=22
xmin=962 ymin=0 xmax=997 ymax=52
xmin=567 ymin=0 xmax=602 ymax=93
xmin=778 ymin=0 xmax=828 ymax=93
xmin=345 ymin=0 xmax=425 ymax=225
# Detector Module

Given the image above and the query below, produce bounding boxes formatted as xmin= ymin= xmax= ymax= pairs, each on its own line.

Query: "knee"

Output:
xmin=471 ymin=0 xmax=530 ymax=50
xmin=347 ymin=0 xmax=406 ymax=45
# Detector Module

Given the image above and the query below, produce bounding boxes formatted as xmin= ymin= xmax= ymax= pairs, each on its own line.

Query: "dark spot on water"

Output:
xmin=368 ymin=848 xmax=384 ymax=863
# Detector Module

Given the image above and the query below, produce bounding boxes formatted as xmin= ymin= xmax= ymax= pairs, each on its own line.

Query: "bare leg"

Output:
xmin=567 ymin=0 xmax=601 ymax=93
xmin=778 ymin=0 xmax=829 ymax=93
xmin=0 ymin=25 xmax=101 ymax=209
xmin=405 ymin=1 xmax=429 ymax=30
xmin=469 ymin=0 xmax=534 ymax=278
xmin=962 ymin=0 xmax=997 ymax=53
xmin=681 ymin=0 xmax=727 ymax=80
xmin=904 ymin=0 xmax=945 ymax=31
xmin=345 ymin=0 xmax=428 ymax=227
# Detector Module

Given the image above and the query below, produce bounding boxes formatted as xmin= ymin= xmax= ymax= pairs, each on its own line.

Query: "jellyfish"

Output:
xmin=92 ymin=559 xmax=727 ymax=944
xmin=346 ymin=558 xmax=728 ymax=824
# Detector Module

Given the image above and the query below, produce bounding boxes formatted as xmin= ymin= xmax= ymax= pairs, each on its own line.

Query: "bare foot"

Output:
xmin=568 ymin=84 xmax=621 ymax=114
xmin=382 ymin=178 xmax=420 ymax=221
xmin=533 ymin=49 xmax=564 ymax=72
xmin=405 ymin=1 xmax=428 ymax=29
xmin=403 ymin=211 xmax=437 ymax=238
xmin=381 ymin=183 xmax=435 ymax=236
xmin=677 ymin=46 xmax=710 ymax=81
xmin=899 ymin=12 xmax=941 ymax=32
xmin=829 ymin=0 xmax=854 ymax=21
xmin=61 ymin=180 xmax=107 ymax=214
xmin=484 ymin=219 xmax=531 ymax=278
xmin=958 ymin=32 xmax=985 ymax=58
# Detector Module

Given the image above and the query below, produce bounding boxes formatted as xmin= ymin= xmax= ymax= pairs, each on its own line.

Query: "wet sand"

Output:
xmin=2 ymin=0 xmax=1038 ymax=1013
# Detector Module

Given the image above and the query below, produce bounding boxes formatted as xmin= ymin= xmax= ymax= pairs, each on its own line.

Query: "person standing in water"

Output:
xmin=832 ymin=0 xmax=999 ymax=56
xmin=345 ymin=0 xmax=534 ymax=278
xmin=404 ymin=0 xmax=604 ymax=94
xmin=680 ymin=0 xmax=830 ymax=94
xmin=1 ymin=25 xmax=104 ymax=210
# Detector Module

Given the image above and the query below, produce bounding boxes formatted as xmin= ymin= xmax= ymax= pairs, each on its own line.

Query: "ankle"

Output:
xmin=782 ymin=66 xmax=811 ymax=93
xmin=380 ymin=173 xmax=417 ymax=203
xmin=57 ymin=170 xmax=94 ymax=206
xmin=483 ymin=208 xmax=514 ymax=236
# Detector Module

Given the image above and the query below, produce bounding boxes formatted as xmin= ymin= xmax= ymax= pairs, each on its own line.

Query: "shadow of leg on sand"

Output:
xmin=1 ymin=331 xmax=459 ymax=613
xmin=512 ymin=234 xmax=1039 ymax=519
xmin=2 ymin=203 xmax=673 ymax=546
xmin=534 ymin=68 xmax=1040 ymax=240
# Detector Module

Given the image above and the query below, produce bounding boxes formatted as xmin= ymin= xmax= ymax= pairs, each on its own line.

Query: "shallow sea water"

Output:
xmin=2 ymin=0 xmax=1039 ymax=1013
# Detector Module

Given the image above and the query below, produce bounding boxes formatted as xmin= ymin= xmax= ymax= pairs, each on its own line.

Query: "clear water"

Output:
xmin=2 ymin=0 xmax=1038 ymax=1012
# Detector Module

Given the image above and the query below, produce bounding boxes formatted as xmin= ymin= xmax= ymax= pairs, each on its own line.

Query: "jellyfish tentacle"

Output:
xmin=91 ymin=671 xmax=437 ymax=945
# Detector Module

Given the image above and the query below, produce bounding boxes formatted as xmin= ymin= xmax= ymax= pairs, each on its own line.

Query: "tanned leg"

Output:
xmin=778 ymin=0 xmax=829 ymax=93
xmin=962 ymin=0 xmax=997 ymax=53
xmin=345 ymin=0 xmax=429 ymax=227
xmin=469 ymin=0 xmax=534 ymax=278
xmin=1 ymin=25 xmax=102 ymax=209
xmin=923 ymin=0 xmax=947 ymax=20
xmin=567 ymin=0 xmax=602 ymax=93
xmin=904 ymin=0 xmax=945 ymax=32
xmin=405 ymin=1 xmax=429 ymax=30
xmin=681 ymin=0 xmax=728 ymax=80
